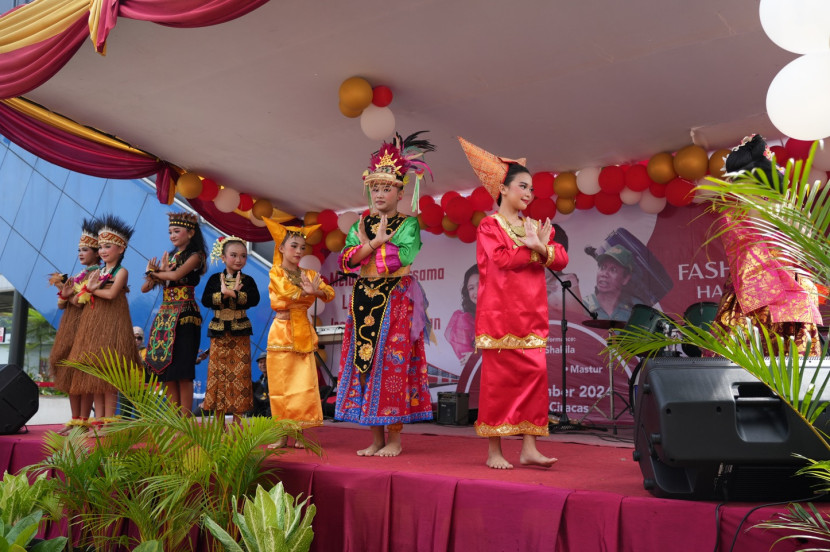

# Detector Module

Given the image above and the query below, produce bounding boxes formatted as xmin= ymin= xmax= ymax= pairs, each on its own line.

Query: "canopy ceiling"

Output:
xmin=24 ymin=0 xmax=794 ymax=217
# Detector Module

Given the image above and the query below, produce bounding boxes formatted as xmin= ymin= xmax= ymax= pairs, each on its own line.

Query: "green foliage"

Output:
xmin=0 ymin=471 xmax=51 ymax=527
xmin=0 ymin=510 xmax=67 ymax=552
xmin=34 ymin=350 xmax=318 ymax=551
xmin=203 ymin=483 xmax=315 ymax=552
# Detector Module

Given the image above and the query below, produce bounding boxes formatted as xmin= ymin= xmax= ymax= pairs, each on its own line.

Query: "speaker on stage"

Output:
xmin=633 ymin=356 xmax=830 ymax=501
xmin=0 ymin=364 xmax=39 ymax=435
xmin=437 ymin=392 xmax=469 ymax=425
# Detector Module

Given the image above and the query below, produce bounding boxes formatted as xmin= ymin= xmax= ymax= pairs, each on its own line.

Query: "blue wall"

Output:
xmin=0 ymin=136 xmax=275 ymax=385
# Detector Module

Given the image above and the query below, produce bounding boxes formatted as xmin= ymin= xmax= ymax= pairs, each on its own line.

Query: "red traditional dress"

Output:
xmin=335 ymin=214 xmax=433 ymax=426
xmin=475 ymin=214 xmax=568 ymax=437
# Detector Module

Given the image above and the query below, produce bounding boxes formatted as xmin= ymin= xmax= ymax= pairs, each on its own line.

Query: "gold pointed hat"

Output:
xmin=263 ymin=217 xmax=321 ymax=266
xmin=458 ymin=136 xmax=527 ymax=199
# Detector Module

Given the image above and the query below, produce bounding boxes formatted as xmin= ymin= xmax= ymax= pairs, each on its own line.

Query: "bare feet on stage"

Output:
xmin=486 ymin=437 xmax=514 ymax=470
xmin=357 ymin=426 xmax=386 ymax=456
xmin=375 ymin=430 xmax=402 ymax=457
xmin=293 ymin=440 xmax=305 ymax=449
xmin=267 ymin=437 xmax=287 ymax=450
xmin=519 ymin=435 xmax=557 ymax=468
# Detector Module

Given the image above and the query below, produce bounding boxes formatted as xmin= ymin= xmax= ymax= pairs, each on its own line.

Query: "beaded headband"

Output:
xmin=168 ymin=212 xmax=199 ymax=230
xmin=98 ymin=228 xmax=128 ymax=248
xmin=209 ymin=235 xmax=247 ymax=264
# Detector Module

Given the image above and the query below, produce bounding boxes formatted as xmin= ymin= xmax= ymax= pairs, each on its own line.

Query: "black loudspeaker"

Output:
xmin=633 ymin=356 xmax=830 ymax=501
xmin=0 ymin=364 xmax=39 ymax=435
xmin=437 ymin=392 xmax=469 ymax=425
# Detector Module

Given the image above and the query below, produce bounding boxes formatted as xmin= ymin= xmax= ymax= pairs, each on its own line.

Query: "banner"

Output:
xmin=320 ymin=203 xmax=726 ymax=425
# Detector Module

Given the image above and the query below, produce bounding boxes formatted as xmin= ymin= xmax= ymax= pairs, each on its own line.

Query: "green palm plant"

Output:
xmin=606 ymin=143 xmax=830 ymax=548
xmin=34 ymin=350 xmax=317 ymax=551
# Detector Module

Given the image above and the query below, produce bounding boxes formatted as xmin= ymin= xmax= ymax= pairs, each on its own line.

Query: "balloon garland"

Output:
xmin=338 ymin=76 xmax=397 ymax=141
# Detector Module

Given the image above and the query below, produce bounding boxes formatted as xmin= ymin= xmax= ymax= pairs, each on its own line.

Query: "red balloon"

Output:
xmin=371 ymin=85 xmax=394 ymax=108
xmin=769 ymin=145 xmax=790 ymax=166
xmin=531 ymin=172 xmax=555 ymax=199
xmin=419 ymin=195 xmax=436 ymax=212
xmin=532 ymin=197 xmax=556 ymax=220
xmin=469 ymin=186 xmax=494 ymax=211
xmin=237 ymin=193 xmax=254 ymax=211
xmin=665 ymin=178 xmax=695 ymax=207
xmin=624 ymin=164 xmax=652 ymax=192
xmin=446 ymin=196 xmax=474 ymax=224
xmin=198 ymin=178 xmax=219 ymax=201
xmin=420 ymin=203 xmax=444 ymax=227
xmin=594 ymin=191 xmax=622 ymax=215
xmin=456 ymin=222 xmax=477 ymax=243
xmin=440 ymin=191 xmax=461 ymax=210
xmin=598 ymin=166 xmax=626 ymax=193
xmin=522 ymin=198 xmax=538 ymax=219
xmin=318 ymin=209 xmax=339 ymax=232
xmin=785 ymin=138 xmax=814 ymax=160
xmin=649 ymin=181 xmax=667 ymax=198
xmin=575 ymin=192 xmax=595 ymax=210
xmin=425 ymin=225 xmax=443 ymax=235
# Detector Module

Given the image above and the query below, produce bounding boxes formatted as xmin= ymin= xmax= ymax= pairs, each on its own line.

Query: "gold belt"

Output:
xmin=215 ymin=308 xmax=246 ymax=321
xmin=163 ymin=285 xmax=195 ymax=302
xmin=359 ymin=264 xmax=410 ymax=279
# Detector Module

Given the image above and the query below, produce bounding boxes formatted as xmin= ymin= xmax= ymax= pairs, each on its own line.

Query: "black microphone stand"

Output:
xmin=547 ymin=268 xmax=600 ymax=432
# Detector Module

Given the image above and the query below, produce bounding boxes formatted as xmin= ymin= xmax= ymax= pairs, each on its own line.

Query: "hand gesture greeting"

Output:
xmin=301 ymin=271 xmax=322 ymax=297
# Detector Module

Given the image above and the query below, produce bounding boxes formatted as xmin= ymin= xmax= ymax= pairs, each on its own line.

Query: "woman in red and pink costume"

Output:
xmin=459 ymin=137 xmax=569 ymax=470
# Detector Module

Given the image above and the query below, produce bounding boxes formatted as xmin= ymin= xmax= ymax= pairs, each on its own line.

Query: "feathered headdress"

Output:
xmin=262 ymin=217 xmax=321 ymax=266
xmin=210 ymin=236 xmax=247 ymax=265
xmin=97 ymin=214 xmax=134 ymax=248
xmin=79 ymin=217 xmax=101 ymax=249
xmin=458 ymin=136 xmax=527 ymax=199
xmin=363 ymin=130 xmax=436 ymax=213
xmin=168 ymin=212 xmax=199 ymax=230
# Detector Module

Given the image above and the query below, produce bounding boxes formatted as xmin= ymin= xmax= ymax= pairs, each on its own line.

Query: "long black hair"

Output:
xmin=169 ymin=223 xmax=208 ymax=275
xmin=460 ymin=265 xmax=479 ymax=315
xmin=496 ymin=163 xmax=531 ymax=206
xmin=724 ymin=135 xmax=783 ymax=191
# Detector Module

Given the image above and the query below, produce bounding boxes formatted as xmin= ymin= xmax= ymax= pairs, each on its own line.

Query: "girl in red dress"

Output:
xmin=460 ymin=137 xmax=569 ymax=469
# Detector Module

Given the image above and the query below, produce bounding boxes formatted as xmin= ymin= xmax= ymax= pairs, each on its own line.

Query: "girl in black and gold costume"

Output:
xmin=143 ymin=212 xmax=207 ymax=414
xmin=200 ymin=236 xmax=260 ymax=426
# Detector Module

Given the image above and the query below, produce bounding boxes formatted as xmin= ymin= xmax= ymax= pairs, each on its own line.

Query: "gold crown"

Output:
xmin=168 ymin=212 xmax=199 ymax=229
xmin=79 ymin=231 xmax=98 ymax=249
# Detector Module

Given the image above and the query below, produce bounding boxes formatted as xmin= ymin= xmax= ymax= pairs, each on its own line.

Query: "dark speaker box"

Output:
xmin=437 ymin=392 xmax=469 ymax=425
xmin=0 ymin=364 xmax=38 ymax=435
xmin=633 ymin=356 xmax=830 ymax=501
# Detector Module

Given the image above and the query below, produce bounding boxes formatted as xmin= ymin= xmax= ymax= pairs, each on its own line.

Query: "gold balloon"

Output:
xmin=417 ymin=214 xmax=428 ymax=229
xmin=647 ymin=152 xmax=677 ymax=184
xmin=553 ymin=172 xmax=578 ymax=198
xmin=305 ymin=228 xmax=323 ymax=245
xmin=673 ymin=145 xmax=709 ymax=180
xmin=471 ymin=210 xmax=487 ymax=226
xmin=325 ymin=229 xmax=346 ymax=252
xmin=304 ymin=211 xmax=319 ymax=226
xmin=251 ymin=199 xmax=273 ymax=220
xmin=441 ymin=215 xmax=459 ymax=232
xmin=556 ymin=197 xmax=575 ymax=214
xmin=177 ymin=172 xmax=203 ymax=199
xmin=708 ymin=148 xmax=731 ymax=178
xmin=339 ymin=101 xmax=363 ymax=118
xmin=338 ymin=77 xmax=373 ymax=111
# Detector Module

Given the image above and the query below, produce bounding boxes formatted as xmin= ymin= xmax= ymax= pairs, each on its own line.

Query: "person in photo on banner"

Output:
xmin=49 ymin=218 xmax=102 ymax=433
xmin=200 ymin=236 xmax=260 ymax=428
xmin=459 ymin=137 xmax=569 ymax=469
xmin=444 ymin=264 xmax=478 ymax=367
xmin=710 ymin=134 xmax=823 ymax=356
xmin=262 ymin=220 xmax=334 ymax=448
xmin=583 ymin=244 xmax=639 ymax=322
xmin=335 ymin=131 xmax=435 ymax=457
xmin=142 ymin=212 xmax=207 ymax=414
xmin=66 ymin=215 xmax=142 ymax=424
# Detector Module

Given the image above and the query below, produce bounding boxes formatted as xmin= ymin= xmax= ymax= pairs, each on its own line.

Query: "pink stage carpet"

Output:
xmin=0 ymin=422 xmax=815 ymax=552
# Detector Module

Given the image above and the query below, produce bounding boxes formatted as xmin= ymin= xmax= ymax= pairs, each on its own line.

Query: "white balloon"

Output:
xmin=360 ymin=105 xmax=396 ymax=141
xmin=214 ymin=187 xmax=240 ymax=213
xmin=811 ymin=139 xmax=830 ymax=170
xmin=249 ymin=211 xmax=266 ymax=227
xmin=337 ymin=211 xmax=360 ymax=234
xmin=767 ymin=53 xmax=830 ymax=140
xmin=639 ymin=189 xmax=667 ymax=214
xmin=759 ymin=0 xmax=830 ymax=54
xmin=298 ymin=255 xmax=321 ymax=272
xmin=619 ymin=188 xmax=643 ymax=205
xmin=576 ymin=167 xmax=601 ymax=195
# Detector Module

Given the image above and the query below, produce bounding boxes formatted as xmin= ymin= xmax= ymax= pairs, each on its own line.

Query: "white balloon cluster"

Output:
xmin=762 ymin=0 xmax=830 ymax=140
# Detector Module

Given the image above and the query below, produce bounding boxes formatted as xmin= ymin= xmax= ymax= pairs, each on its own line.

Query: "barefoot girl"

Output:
xmin=143 ymin=212 xmax=206 ymax=414
xmin=200 ymin=236 xmax=260 ymax=427
xmin=262 ymin=220 xmax=334 ymax=447
xmin=459 ymin=137 xmax=569 ymax=469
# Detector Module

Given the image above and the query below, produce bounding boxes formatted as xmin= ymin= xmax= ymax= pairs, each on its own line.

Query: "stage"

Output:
xmin=0 ymin=421 xmax=813 ymax=551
